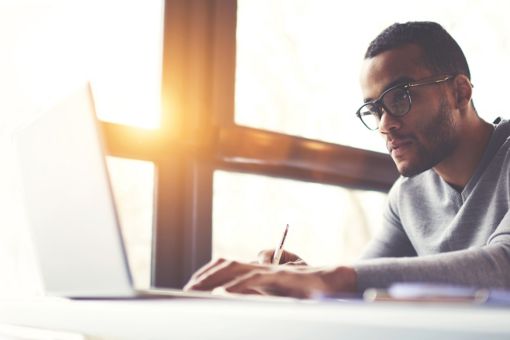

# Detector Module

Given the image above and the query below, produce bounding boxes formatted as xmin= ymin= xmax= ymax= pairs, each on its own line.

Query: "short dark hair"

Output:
xmin=365 ymin=21 xmax=471 ymax=80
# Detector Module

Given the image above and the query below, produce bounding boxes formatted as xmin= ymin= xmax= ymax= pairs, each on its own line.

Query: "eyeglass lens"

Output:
xmin=359 ymin=86 xmax=411 ymax=130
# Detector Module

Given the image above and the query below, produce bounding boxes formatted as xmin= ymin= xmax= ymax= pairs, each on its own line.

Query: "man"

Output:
xmin=184 ymin=21 xmax=510 ymax=298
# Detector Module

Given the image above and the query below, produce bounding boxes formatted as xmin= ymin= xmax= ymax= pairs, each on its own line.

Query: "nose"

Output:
xmin=378 ymin=108 xmax=401 ymax=134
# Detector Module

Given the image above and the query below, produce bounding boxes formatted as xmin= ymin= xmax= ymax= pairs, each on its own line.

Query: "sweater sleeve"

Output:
xmin=354 ymin=210 xmax=510 ymax=291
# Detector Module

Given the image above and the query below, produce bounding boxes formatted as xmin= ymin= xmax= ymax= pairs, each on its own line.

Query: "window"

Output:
xmin=213 ymin=171 xmax=386 ymax=266
xmin=235 ymin=0 xmax=384 ymax=152
xmin=11 ymin=0 xmax=163 ymax=129
xmin=103 ymin=0 xmax=396 ymax=287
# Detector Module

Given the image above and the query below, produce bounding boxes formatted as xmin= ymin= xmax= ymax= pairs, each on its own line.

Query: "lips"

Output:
xmin=387 ymin=138 xmax=414 ymax=157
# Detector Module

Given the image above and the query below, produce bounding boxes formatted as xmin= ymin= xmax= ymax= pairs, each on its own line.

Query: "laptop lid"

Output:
xmin=13 ymin=85 xmax=137 ymax=298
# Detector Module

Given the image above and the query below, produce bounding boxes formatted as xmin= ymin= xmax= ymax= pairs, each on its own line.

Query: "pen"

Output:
xmin=272 ymin=224 xmax=289 ymax=265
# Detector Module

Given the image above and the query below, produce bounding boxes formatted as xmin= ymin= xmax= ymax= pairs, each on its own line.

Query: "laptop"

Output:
xmin=12 ymin=85 xmax=267 ymax=301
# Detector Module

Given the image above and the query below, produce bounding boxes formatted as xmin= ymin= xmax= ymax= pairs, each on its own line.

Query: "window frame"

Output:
xmin=101 ymin=0 xmax=398 ymax=288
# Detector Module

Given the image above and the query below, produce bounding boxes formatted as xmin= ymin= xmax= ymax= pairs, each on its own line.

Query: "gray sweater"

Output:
xmin=354 ymin=118 xmax=510 ymax=291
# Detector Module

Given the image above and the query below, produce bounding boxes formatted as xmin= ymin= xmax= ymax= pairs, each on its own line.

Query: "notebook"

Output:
xmin=12 ymin=85 xmax=254 ymax=300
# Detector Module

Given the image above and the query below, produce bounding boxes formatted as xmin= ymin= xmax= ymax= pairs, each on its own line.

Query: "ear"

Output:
xmin=452 ymin=74 xmax=473 ymax=111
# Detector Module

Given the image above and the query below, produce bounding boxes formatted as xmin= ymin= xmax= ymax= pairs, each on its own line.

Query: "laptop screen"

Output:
xmin=13 ymin=85 xmax=136 ymax=298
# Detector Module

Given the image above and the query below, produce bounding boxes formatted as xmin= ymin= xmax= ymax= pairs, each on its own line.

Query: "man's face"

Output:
xmin=359 ymin=44 xmax=458 ymax=177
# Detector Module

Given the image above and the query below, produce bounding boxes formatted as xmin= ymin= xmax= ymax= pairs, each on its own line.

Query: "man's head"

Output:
xmin=358 ymin=21 xmax=475 ymax=177
xmin=365 ymin=21 xmax=471 ymax=80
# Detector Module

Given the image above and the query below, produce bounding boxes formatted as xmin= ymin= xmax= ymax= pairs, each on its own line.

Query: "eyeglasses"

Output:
xmin=355 ymin=74 xmax=455 ymax=130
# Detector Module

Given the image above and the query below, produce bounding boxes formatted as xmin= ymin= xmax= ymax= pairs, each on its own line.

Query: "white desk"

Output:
xmin=1 ymin=297 xmax=510 ymax=339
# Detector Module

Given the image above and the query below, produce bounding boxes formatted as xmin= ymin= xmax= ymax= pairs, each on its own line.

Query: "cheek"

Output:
xmin=415 ymin=101 xmax=453 ymax=148
xmin=404 ymin=95 xmax=444 ymax=134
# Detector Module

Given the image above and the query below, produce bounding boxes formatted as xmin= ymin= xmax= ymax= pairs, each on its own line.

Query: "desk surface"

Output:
xmin=1 ymin=296 xmax=510 ymax=339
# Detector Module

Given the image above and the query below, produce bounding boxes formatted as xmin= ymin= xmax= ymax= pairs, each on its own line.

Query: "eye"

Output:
xmin=383 ymin=87 xmax=409 ymax=116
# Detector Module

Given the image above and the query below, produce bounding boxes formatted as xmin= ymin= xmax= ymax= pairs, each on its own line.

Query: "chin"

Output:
xmin=396 ymin=160 xmax=430 ymax=177
xmin=399 ymin=168 xmax=418 ymax=178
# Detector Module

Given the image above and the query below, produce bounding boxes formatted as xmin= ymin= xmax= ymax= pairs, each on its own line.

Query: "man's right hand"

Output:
xmin=257 ymin=249 xmax=307 ymax=266
xmin=184 ymin=257 xmax=357 ymax=299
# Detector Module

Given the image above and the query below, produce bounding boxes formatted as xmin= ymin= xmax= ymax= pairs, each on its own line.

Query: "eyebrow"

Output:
xmin=363 ymin=76 xmax=415 ymax=103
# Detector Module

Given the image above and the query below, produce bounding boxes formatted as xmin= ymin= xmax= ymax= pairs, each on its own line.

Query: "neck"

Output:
xmin=433 ymin=115 xmax=494 ymax=191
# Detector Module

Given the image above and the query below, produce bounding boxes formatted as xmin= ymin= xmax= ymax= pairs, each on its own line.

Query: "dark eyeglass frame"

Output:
xmin=355 ymin=74 xmax=456 ymax=130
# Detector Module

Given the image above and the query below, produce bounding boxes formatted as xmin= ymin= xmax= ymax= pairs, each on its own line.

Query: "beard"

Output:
xmin=395 ymin=96 xmax=458 ymax=177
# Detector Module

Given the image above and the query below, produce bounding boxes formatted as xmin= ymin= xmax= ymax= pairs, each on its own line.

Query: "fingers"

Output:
xmin=257 ymin=249 xmax=307 ymax=265
xmin=280 ymin=250 xmax=306 ymax=265
xmin=257 ymin=250 xmax=275 ymax=264
xmin=223 ymin=270 xmax=310 ymax=299
xmin=223 ymin=271 xmax=270 ymax=294
xmin=184 ymin=259 xmax=233 ymax=291
xmin=184 ymin=259 xmax=268 ymax=292
xmin=184 ymin=258 xmax=229 ymax=291
xmin=189 ymin=258 xmax=226 ymax=282
xmin=284 ymin=259 xmax=308 ymax=266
